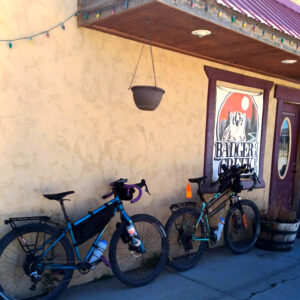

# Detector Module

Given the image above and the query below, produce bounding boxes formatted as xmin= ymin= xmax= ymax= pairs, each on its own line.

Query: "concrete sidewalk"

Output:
xmin=58 ymin=240 xmax=300 ymax=300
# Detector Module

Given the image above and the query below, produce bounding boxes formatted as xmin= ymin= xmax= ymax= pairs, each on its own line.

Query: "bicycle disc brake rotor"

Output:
xmin=23 ymin=254 xmax=43 ymax=277
xmin=177 ymin=228 xmax=193 ymax=251
xmin=130 ymin=251 xmax=142 ymax=258
xmin=231 ymin=213 xmax=243 ymax=231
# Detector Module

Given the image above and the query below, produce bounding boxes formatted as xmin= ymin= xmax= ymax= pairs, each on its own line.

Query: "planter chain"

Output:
xmin=128 ymin=19 xmax=157 ymax=89
xmin=129 ymin=44 xmax=145 ymax=89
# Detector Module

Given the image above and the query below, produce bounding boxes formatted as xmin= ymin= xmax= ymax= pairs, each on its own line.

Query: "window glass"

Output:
xmin=278 ymin=117 xmax=291 ymax=179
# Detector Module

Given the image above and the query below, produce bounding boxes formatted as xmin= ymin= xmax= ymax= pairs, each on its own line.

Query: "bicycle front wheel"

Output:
xmin=109 ymin=214 xmax=168 ymax=287
xmin=0 ymin=223 xmax=74 ymax=300
xmin=165 ymin=207 xmax=207 ymax=271
xmin=224 ymin=199 xmax=261 ymax=254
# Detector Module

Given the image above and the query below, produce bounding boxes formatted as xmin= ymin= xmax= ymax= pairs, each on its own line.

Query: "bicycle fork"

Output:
xmin=119 ymin=207 xmax=145 ymax=254
xmin=235 ymin=201 xmax=248 ymax=230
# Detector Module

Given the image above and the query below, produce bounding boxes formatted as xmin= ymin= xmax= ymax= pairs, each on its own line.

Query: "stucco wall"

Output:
xmin=0 ymin=0 xmax=300 ymax=285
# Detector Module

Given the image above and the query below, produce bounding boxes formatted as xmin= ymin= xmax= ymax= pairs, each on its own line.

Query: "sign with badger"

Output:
xmin=212 ymin=86 xmax=263 ymax=182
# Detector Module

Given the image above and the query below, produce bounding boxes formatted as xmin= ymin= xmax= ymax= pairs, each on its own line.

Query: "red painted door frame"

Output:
xmin=271 ymin=85 xmax=300 ymax=213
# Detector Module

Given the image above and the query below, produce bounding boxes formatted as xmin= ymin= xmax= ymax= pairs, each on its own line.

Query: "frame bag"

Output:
xmin=72 ymin=204 xmax=115 ymax=245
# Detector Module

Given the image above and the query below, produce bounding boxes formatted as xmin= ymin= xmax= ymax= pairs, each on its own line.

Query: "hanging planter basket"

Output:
xmin=131 ymin=85 xmax=165 ymax=111
xmin=129 ymin=21 xmax=165 ymax=111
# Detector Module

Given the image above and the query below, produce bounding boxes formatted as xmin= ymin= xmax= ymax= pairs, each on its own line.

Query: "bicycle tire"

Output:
xmin=165 ymin=207 xmax=207 ymax=272
xmin=0 ymin=223 xmax=74 ymax=300
xmin=109 ymin=214 xmax=168 ymax=287
xmin=224 ymin=199 xmax=261 ymax=254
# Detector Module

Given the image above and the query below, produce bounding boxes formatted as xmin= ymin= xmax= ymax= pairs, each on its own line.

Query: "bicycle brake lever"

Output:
xmin=144 ymin=181 xmax=151 ymax=195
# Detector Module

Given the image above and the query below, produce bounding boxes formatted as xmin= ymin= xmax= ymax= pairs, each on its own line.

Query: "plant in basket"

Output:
xmin=256 ymin=199 xmax=299 ymax=251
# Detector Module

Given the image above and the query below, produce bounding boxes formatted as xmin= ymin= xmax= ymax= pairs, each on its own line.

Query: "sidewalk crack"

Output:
xmin=171 ymin=271 xmax=241 ymax=300
xmin=246 ymin=274 xmax=300 ymax=300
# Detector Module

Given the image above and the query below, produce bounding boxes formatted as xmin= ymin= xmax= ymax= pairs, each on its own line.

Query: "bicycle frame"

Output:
xmin=34 ymin=196 xmax=144 ymax=271
xmin=191 ymin=191 xmax=236 ymax=243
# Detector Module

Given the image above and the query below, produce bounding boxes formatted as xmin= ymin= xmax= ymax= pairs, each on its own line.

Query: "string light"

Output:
xmin=2 ymin=0 xmax=298 ymax=52
xmin=0 ymin=11 xmax=76 ymax=46
xmin=162 ymin=0 xmax=298 ymax=51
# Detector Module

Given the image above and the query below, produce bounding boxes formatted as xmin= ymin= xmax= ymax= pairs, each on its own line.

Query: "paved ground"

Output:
xmin=58 ymin=240 xmax=300 ymax=300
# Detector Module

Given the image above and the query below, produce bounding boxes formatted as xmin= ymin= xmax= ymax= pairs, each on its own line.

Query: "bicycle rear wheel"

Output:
xmin=0 ymin=223 xmax=74 ymax=300
xmin=109 ymin=214 xmax=168 ymax=287
xmin=165 ymin=207 xmax=207 ymax=271
xmin=224 ymin=199 xmax=261 ymax=254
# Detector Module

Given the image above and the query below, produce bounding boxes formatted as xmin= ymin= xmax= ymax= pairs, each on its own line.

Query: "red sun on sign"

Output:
xmin=218 ymin=92 xmax=256 ymax=122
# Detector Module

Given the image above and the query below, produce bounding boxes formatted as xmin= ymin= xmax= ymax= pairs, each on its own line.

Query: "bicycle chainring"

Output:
xmin=78 ymin=262 xmax=91 ymax=274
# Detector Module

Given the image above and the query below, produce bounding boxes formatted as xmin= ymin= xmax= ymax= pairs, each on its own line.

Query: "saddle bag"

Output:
xmin=72 ymin=204 xmax=115 ymax=246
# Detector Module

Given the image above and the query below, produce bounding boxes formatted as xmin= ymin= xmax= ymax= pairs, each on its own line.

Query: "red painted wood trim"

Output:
xmin=270 ymin=84 xmax=300 ymax=207
xmin=203 ymin=66 xmax=274 ymax=193
xmin=275 ymin=85 xmax=300 ymax=103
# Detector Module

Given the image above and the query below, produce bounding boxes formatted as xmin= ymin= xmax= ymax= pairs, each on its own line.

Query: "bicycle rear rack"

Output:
xmin=4 ymin=216 xmax=63 ymax=233
xmin=169 ymin=202 xmax=197 ymax=214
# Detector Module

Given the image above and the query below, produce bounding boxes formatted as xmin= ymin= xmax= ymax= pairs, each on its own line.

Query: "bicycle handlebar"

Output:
xmin=102 ymin=179 xmax=150 ymax=204
xmin=217 ymin=164 xmax=260 ymax=192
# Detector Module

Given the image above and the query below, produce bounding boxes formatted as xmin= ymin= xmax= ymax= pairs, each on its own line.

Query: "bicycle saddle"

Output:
xmin=43 ymin=191 xmax=74 ymax=201
xmin=188 ymin=177 xmax=206 ymax=184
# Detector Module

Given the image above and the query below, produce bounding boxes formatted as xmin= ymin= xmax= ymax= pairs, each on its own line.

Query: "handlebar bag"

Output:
xmin=72 ymin=204 xmax=115 ymax=246
xmin=232 ymin=179 xmax=243 ymax=193
xmin=218 ymin=178 xmax=231 ymax=193
xmin=115 ymin=186 xmax=135 ymax=201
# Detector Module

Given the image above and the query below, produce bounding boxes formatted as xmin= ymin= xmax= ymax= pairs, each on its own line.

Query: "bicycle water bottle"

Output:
xmin=89 ymin=239 xmax=107 ymax=269
xmin=215 ymin=218 xmax=225 ymax=242
xmin=126 ymin=224 xmax=141 ymax=247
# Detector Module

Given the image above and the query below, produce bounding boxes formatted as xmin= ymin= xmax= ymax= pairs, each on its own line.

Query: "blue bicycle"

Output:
xmin=0 ymin=179 xmax=168 ymax=299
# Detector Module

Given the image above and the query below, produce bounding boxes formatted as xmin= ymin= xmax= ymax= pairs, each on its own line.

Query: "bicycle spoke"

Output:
xmin=0 ymin=225 xmax=74 ymax=299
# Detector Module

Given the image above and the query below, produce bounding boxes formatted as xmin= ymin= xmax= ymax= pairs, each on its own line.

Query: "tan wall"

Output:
xmin=291 ymin=0 xmax=300 ymax=5
xmin=0 ymin=0 xmax=300 ymax=285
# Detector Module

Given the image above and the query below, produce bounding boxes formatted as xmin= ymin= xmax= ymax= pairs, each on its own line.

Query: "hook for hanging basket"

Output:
xmin=129 ymin=19 xmax=165 ymax=111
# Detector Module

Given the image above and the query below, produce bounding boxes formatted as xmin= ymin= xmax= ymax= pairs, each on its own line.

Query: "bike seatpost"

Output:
xmin=59 ymin=199 xmax=70 ymax=223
